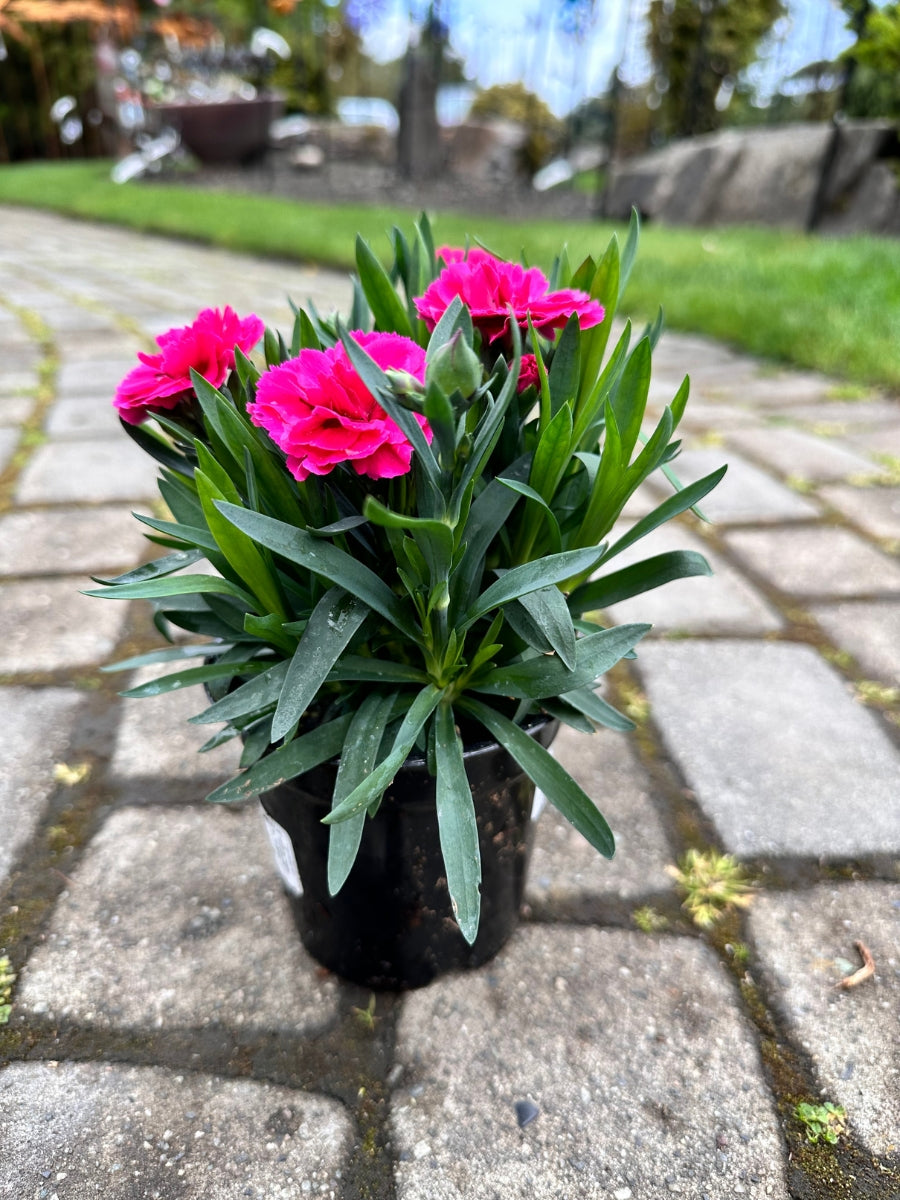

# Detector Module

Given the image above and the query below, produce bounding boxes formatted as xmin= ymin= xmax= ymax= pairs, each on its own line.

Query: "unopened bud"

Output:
xmin=425 ymin=330 xmax=482 ymax=399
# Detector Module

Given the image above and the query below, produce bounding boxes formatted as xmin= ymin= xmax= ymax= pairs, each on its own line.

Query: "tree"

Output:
xmin=647 ymin=0 xmax=784 ymax=139
xmin=470 ymin=81 xmax=563 ymax=174
xmin=840 ymin=0 xmax=900 ymax=118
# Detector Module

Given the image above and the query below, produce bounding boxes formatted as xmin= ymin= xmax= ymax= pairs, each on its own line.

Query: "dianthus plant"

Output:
xmin=90 ymin=212 xmax=724 ymax=944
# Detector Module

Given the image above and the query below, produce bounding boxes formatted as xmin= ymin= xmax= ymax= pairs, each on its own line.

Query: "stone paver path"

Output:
xmin=1 ymin=207 xmax=898 ymax=1199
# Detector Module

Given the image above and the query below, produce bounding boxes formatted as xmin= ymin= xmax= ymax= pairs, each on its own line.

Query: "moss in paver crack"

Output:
xmin=0 ymin=956 xmax=16 ymax=1024
xmin=0 ymin=304 xmax=57 ymax=513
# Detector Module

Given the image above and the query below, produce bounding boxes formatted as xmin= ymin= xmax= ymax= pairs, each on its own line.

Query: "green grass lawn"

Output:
xmin=2 ymin=159 xmax=899 ymax=390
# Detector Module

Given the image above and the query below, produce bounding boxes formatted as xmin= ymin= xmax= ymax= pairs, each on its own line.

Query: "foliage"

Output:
xmin=2 ymin=162 xmax=900 ymax=391
xmin=841 ymin=0 xmax=900 ymax=118
xmin=647 ymin=0 xmax=784 ymax=139
xmin=794 ymin=1102 xmax=847 ymax=1146
xmin=90 ymin=212 xmax=723 ymax=945
xmin=0 ymin=956 xmax=15 ymax=1025
xmin=666 ymin=849 xmax=754 ymax=928
xmin=470 ymin=82 xmax=564 ymax=175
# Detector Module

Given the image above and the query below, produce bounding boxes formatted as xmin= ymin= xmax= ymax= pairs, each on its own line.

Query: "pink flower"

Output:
xmin=517 ymin=354 xmax=541 ymax=393
xmin=415 ymin=251 xmax=604 ymax=345
xmin=248 ymin=332 xmax=431 ymax=482
xmin=114 ymin=306 xmax=265 ymax=425
xmin=435 ymin=245 xmax=497 ymax=266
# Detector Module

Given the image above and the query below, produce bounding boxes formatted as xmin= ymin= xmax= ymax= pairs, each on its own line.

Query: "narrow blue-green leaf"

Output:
xmin=92 ymin=549 xmax=203 ymax=587
xmin=465 ymin=544 xmax=607 ymax=625
xmin=573 ymin=320 xmax=632 ymax=451
xmin=327 ymin=691 xmax=396 ymax=896
xmin=618 ymin=207 xmax=640 ymax=302
xmin=577 ymin=236 xmax=619 ymax=406
xmin=548 ymin=313 xmax=581 ymax=416
xmin=322 ymin=685 xmax=442 ymax=825
xmin=517 ymin=584 xmax=577 ymax=669
xmin=425 ymin=295 xmax=467 ymax=362
xmin=134 ymin=512 xmax=220 ymax=555
xmin=355 ymin=234 xmax=413 ymax=336
xmin=561 ymin=687 xmax=635 ymax=731
xmin=206 ymin=714 xmax=352 ymax=804
xmin=272 ymin=588 xmax=369 ymax=741
xmin=603 ymin=467 xmax=727 ymax=564
xmin=529 ymin=402 xmax=573 ymax=504
xmin=243 ymin=612 xmax=297 ymax=656
xmin=611 ymin=337 xmax=651 ymax=464
xmin=191 ymin=659 xmax=288 ymax=725
xmin=435 ymin=702 xmax=481 ymax=944
xmin=539 ymin=697 xmax=595 ymax=734
xmin=670 ymin=375 xmax=690 ymax=428
xmin=326 ymin=655 xmax=429 ymax=684
xmin=459 ymin=698 xmax=615 ymax=858
xmin=119 ymin=660 xmax=269 ymax=698
xmin=83 ymin=574 xmax=255 ymax=605
xmin=471 ymin=622 xmax=649 ymax=700
xmin=213 ymin=502 xmax=421 ymax=642
xmin=102 ymin=644 xmax=234 ymax=673
xmin=496 ymin=477 xmax=561 ymax=554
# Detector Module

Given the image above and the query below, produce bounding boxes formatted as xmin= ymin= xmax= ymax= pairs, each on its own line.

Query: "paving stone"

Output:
xmin=0 ymin=506 xmax=147 ymax=576
xmin=778 ymin=399 xmax=900 ymax=430
xmin=810 ymin=599 xmax=900 ymax=684
xmin=17 ymin=805 xmax=341 ymax=1030
xmin=111 ymin=665 xmax=242 ymax=783
xmin=723 ymin=526 xmax=900 ymax=598
xmin=0 ymin=392 xmax=33 ymax=424
xmin=0 ymin=368 xmax=37 ymax=394
xmin=0 ymin=425 xmax=17 ymax=472
xmin=650 ymin=449 xmax=820 ymax=524
xmin=392 ymin=926 xmax=790 ymax=1200
xmin=604 ymin=521 xmax=783 ymax=634
xmin=698 ymin=370 xmax=834 ymax=409
xmin=725 ymin=425 xmax=877 ymax=483
xmin=842 ymin=421 xmax=900 ymax=461
xmin=0 ymin=1061 xmax=352 ymax=1199
xmin=635 ymin=640 xmax=900 ymax=858
xmin=0 ymin=578 xmax=130 ymax=673
xmin=52 ymin=333 xmax=145 ymax=362
xmin=56 ymin=356 xmax=135 ymax=397
xmin=15 ymin=436 xmax=159 ymax=503
xmin=749 ymin=883 xmax=899 ymax=1158
xmin=820 ymin=483 xmax=900 ymax=542
xmin=39 ymin=305 xmax=120 ymax=334
xmin=44 ymin=395 xmax=128 ymax=438
xmin=0 ymin=686 xmax=82 ymax=886
xmin=527 ymin=726 xmax=673 ymax=906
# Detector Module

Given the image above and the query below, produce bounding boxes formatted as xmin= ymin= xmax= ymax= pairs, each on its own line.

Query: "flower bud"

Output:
xmin=425 ymin=330 xmax=482 ymax=399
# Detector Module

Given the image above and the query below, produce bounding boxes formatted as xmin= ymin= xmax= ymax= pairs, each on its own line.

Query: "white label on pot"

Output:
xmin=532 ymin=788 xmax=548 ymax=820
xmin=261 ymin=811 xmax=303 ymax=897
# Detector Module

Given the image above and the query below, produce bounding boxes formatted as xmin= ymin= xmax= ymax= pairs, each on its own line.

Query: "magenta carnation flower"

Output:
xmin=247 ymin=332 xmax=430 ymax=482
xmin=415 ymin=251 xmax=604 ymax=345
xmin=516 ymin=354 xmax=541 ymax=393
xmin=114 ymin=306 xmax=265 ymax=425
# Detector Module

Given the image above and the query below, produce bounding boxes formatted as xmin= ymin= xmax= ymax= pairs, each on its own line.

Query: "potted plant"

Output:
xmin=89 ymin=212 xmax=724 ymax=989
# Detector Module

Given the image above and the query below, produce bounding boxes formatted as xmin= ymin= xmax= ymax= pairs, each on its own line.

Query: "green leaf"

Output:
xmin=322 ymin=685 xmax=443 ymax=825
xmin=119 ymin=660 xmax=270 ymax=698
xmin=561 ymin=686 xmax=635 ymax=731
xmin=516 ymin=584 xmax=577 ymax=669
xmin=618 ymin=207 xmax=640 ymax=302
xmin=83 ymin=574 xmax=256 ymax=605
xmin=610 ymin=337 xmax=651 ymax=465
xmin=603 ymin=466 xmax=727 ymax=564
xmin=327 ymin=691 xmax=396 ymax=896
xmin=529 ymin=402 xmax=573 ymax=504
xmin=362 ymin=495 xmax=454 ymax=582
xmin=326 ymin=655 xmax=429 ymax=684
xmin=355 ymin=234 xmax=413 ymax=336
xmin=670 ymin=375 xmax=690 ymax=428
xmin=213 ymin=502 xmax=421 ymax=643
xmin=458 ymin=697 xmax=615 ymax=858
xmin=272 ymin=588 xmax=369 ymax=741
xmin=569 ymin=549 xmax=713 ymax=615
xmin=102 ymin=644 xmax=233 ymax=673
xmin=471 ymin=622 xmax=649 ymax=700
xmin=465 ymin=544 xmax=607 ymax=625
xmin=134 ymin=512 xmax=220 ymax=555
xmin=191 ymin=659 xmax=289 ymax=725
xmin=206 ymin=714 xmax=352 ymax=804
xmin=196 ymin=474 xmax=288 ymax=620
xmin=91 ymin=549 xmax=203 ymax=586
xmin=577 ymin=236 xmax=619 ymax=406
xmin=548 ymin=313 xmax=581 ymax=416
xmin=120 ymin=417 xmax=193 ymax=476
xmin=435 ymin=702 xmax=481 ymax=944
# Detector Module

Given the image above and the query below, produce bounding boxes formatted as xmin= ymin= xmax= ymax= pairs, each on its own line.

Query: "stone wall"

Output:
xmin=602 ymin=121 xmax=900 ymax=235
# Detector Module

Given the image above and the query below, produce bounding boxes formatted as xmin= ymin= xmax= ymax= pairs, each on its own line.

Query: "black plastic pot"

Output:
xmin=259 ymin=718 xmax=558 ymax=990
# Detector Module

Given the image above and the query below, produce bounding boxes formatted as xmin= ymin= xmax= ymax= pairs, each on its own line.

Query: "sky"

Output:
xmin=350 ymin=0 xmax=861 ymax=116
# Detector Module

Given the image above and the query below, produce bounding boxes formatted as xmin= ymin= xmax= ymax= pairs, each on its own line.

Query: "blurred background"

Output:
xmin=1 ymin=0 xmax=898 ymax=228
